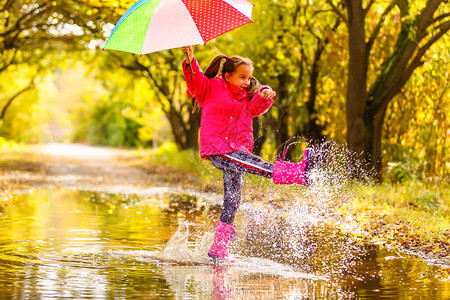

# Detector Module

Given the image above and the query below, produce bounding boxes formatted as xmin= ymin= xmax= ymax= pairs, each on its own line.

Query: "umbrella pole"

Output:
xmin=185 ymin=53 xmax=195 ymax=75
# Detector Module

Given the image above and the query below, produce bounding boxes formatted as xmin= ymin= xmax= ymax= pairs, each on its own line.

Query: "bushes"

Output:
xmin=72 ymin=95 xmax=150 ymax=148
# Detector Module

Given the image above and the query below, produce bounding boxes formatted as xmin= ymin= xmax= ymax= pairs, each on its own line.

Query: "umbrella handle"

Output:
xmin=185 ymin=52 xmax=195 ymax=74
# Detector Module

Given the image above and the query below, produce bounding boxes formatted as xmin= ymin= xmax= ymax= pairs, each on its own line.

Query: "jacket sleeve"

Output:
xmin=248 ymin=85 xmax=273 ymax=117
xmin=182 ymin=58 xmax=211 ymax=107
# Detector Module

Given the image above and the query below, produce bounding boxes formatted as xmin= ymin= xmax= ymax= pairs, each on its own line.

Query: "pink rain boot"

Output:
xmin=273 ymin=148 xmax=315 ymax=186
xmin=208 ymin=220 xmax=236 ymax=263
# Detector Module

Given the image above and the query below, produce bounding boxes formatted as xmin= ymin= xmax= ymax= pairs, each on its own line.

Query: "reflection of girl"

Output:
xmin=182 ymin=46 xmax=315 ymax=263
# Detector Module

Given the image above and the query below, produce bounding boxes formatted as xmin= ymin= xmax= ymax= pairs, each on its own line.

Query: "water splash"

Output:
xmin=157 ymin=219 xmax=213 ymax=264
xmin=235 ymin=141 xmax=371 ymax=276
xmin=105 ymin=219 xmax=327 ymax=280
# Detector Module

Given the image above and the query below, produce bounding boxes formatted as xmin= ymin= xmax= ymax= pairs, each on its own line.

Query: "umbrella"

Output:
xmin=103 ymin=0 xmax=254 ymax=56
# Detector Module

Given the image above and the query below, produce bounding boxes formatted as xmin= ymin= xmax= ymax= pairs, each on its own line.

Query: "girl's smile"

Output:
xmin=224 ymin=65 xmax=253 ymax=90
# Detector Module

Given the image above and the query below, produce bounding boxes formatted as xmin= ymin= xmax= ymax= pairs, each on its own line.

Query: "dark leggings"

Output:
xmin=209 ymin=151 xmax=274 ymax=225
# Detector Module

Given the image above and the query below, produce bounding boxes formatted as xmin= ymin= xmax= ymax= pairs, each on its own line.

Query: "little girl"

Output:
xmin=181 ymin=46 xmax=314 ymax=263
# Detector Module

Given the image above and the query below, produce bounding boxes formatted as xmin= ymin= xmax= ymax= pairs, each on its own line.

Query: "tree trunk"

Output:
xmin=186 ymin=110 xmax=201 ymax=150
xmin=252 ymin=117 xmax=267 ymax=156
xmin=165 ymin=106 xmax=200 ymax=150
xmin=274 ymin=72 xmax=291 ymax=160
xmin=305 ymin=49 xmax=326 ymax=142
xmin=304 ymin=20 xmax=340 ymax=143
xmin=361 ymin=102 xmax=388 ymax=180
xmin=345 ymin=0 xmax=369 ymax=178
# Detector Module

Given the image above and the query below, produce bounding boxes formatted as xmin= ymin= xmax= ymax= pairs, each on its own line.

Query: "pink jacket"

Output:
xmin=183 ymin=58 xmax=273 ymax=159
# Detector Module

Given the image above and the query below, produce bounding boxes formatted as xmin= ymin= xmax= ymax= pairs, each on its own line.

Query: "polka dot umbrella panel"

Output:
xmin=103 ymin=0 xmax=254 ymax=55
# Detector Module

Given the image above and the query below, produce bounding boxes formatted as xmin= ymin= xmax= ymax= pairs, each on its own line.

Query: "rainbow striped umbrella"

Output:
xmin=103 ymin=0 xmax=254 ymax=55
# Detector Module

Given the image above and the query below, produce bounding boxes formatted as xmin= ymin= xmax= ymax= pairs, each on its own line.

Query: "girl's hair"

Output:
xmin=192 ymin=54 xmax=261 ymax=111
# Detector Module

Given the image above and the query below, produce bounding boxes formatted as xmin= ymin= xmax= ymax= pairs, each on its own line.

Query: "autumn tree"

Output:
xmin=383 ymin=36 xmax=450 ymax=182
xmin=327 ymin=0 xmax=450 ymax=179
xmin=0 ymin=0 xmax=116 ymax=129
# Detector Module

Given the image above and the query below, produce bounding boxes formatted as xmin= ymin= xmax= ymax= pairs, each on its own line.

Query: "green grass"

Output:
xmin=337 ymin=182 xmax=450 ymax=258
xmin=131 ymin=142 xmax=222 ymax=190
xmin=350 ymin=182 xmax=449 ymax=237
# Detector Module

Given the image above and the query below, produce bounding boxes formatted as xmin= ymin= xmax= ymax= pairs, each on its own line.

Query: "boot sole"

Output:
xmin=208 ymin=252 xmax=223 ymax=263
xmin=208 ymin=252 xmax=233 ymax=264
xmin=304 ymin=148 xmax=315 ymax=186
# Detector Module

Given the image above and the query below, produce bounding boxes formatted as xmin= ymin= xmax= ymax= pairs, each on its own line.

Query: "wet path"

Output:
xmin=0 ymin=144 xmax=449 ymax=299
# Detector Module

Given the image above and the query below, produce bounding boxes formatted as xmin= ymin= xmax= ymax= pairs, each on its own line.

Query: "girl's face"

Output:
xmin=224 ymin=64 xmax=253 ymax=90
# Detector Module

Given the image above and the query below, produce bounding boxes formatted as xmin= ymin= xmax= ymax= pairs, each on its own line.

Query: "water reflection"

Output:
xmin=0 ymin=189 xmax=448 ymax=299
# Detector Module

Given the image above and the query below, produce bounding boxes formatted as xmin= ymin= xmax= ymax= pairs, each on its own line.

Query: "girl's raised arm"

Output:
xmin=181 ymin=46 xmax=212 ymax=106
xmin=248 ymin=86 xmax=274 ymax=117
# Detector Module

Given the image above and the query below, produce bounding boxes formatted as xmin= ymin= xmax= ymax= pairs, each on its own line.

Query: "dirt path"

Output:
xmin=0 ymin=143 xmax=143 ymax=187
xmin=0 ymin=143 xmax=222 ymax=204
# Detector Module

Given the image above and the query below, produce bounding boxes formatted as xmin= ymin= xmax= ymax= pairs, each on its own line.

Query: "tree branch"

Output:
xmin=324 ymin=18 xmax=342 ymax=48
xmin=120 ymin=56 xmax=175 ymax=111
xmin=0 ymin=3 xmax=49 ymax=38
xmin=433 ymin=12 xmax=450 ymax=24
xmin=0 ymin=48 xmax=18 ymax=73
xmin=0 ymin=0 xmax=14 ymax=12
xmin=326 ymin=0 xmax=347 ymax=23
xmin=0 ymin=74 xmax=37 ymax=120
xmin=415 ymin=0 xmax=442 ymax=34
xmin=377 ymin=18 xmax=450 ymax=105
xmin=366 ymin=1 xmax=397 ymax=53
xmin=401 ymin=19 xmax=450 ymax=87
xmin=363 ymin=0 xmax=376 ymax=16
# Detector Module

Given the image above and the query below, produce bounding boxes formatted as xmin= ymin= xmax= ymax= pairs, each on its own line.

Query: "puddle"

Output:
xmin=0 ymin=189 xmax=449 ymax=299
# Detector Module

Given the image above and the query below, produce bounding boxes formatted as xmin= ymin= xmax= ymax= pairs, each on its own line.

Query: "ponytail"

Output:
xmin=191 ymin=54 xmax=227 ymax=112
xmin=204 ymin=54 xmax=228 ymax=79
